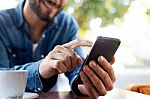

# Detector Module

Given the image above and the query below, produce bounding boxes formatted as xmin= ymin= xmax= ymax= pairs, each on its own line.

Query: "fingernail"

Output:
xmin=90 ymin=61 xmax=96 ymax=67
xmin=98 ymin=56 xmax=104 ymax=62
xmin=77 ymin=58 xmax=82 ymax=65
xmin=84 ymin=66 xmax=90 ymax=72
xmin=80 ymin=71 xmax=83 ymax=76
xmin=80 ymin=71 xmax=85 ymax=78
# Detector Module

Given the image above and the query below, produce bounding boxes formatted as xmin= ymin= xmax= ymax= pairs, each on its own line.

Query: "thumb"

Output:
xmin=77 ymin=55 xmax=83 ymax=65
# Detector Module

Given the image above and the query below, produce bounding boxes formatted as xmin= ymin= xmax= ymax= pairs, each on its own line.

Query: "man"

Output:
xmin=0 ymin=0 xmax=116 ymax=98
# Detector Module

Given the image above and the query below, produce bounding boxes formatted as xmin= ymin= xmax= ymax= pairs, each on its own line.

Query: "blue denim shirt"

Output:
xmin=0 ymin=0 xmax=84 ymax=93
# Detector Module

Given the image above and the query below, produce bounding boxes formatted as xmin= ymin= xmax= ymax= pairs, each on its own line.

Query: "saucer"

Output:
xmin=23 ymin=92 xmax=39 ymax=99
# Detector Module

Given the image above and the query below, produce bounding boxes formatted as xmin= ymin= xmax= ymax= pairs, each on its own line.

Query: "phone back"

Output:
xmin=85 ymin=36 xmax=121 ymax=65
xmin=71 ymin=36 xmax=121 ymax=94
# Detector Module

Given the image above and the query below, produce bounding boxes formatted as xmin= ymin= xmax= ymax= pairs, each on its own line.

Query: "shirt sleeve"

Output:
xmin=0 ymin=39 xmax=55 ymax=93
xmin=64 ymin=15 xmax=85 ymax=92
xmin=13 ymin=60 xmax=43 ymax=93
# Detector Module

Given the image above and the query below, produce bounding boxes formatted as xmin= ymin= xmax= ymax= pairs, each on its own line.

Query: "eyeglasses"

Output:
xmin=44 ymin=0 xmax=61 ymax=9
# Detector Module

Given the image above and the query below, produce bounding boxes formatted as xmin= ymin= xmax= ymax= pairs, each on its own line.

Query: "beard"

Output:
xmin=29 ymin=0 xmax=54 ymax=22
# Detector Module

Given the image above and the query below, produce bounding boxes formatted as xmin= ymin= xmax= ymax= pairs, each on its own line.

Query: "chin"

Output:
xmin=40 ymin=16 xmax=53 ymax=22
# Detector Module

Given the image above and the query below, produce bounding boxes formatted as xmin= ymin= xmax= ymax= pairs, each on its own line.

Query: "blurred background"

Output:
xmin=1 ymin=0 xmax=150 ymax=91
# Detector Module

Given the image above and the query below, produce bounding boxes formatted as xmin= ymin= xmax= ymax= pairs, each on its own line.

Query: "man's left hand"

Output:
xmin=79 ymin=56 xmax=116 ymax=98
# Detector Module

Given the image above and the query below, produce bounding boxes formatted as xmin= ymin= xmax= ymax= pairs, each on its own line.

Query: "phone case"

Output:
xmin=71 ymin=36 xmax=121 ymax=95
xmin=85 ymin=36 xmax=121 ymax=65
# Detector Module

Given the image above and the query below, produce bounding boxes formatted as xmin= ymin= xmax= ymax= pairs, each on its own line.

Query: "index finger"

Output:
xmin=62 ymin=39 xmax=93 ymax=49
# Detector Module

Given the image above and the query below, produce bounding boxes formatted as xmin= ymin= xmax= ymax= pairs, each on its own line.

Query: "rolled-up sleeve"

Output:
xmin=0 ymin=39 xmax=43 ymax=93
xmin=13 ymin=60 xmax=43 ymax=93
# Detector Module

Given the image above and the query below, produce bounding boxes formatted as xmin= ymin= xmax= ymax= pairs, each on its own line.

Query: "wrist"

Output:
xmin=39 ymin=63 xmax=57 ymax=79
xmin=39 ymin=74 xmax=58 ymax=92
xmin=72 ymin=81 xmax=87 ymax=96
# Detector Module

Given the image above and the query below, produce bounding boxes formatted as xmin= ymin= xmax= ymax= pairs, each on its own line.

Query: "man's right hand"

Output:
xmin=39 ymin=39 xmax=93 ymax=79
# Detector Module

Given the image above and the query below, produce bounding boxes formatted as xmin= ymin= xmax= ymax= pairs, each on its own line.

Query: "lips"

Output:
xmin=42 ymin=0 xmax=60 ymax=9
xmin=41 ymin=0 xmax=49 ymax=8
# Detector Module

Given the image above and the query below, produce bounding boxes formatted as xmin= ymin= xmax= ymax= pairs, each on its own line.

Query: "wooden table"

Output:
xmin=37 ymin=88 xmax=150 ymax=99
xmin=38 ymin=91 xmax=93 ymax=99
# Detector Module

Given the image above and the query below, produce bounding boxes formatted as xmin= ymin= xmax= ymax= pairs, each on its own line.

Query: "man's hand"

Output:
xmin=39 ymin=39 xmax=93 ymax=79
xmin=79 ymin=56 xmax=116 ymax=98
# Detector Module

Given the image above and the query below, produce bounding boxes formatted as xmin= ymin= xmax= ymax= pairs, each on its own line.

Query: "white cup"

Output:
xmin=0 ymin=70 xmax=28 ymax=99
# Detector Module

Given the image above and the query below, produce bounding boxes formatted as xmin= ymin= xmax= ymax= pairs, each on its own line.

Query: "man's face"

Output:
xmin=29 ymin=0 xmax=67 ymax=22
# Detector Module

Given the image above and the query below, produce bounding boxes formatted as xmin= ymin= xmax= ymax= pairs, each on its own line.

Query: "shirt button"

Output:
xmin=38 ymin=88 xmax=41 ymax=91
xmin=12 ymin=54 xmax=16 ymax=58
xmin=34 ymin=89 xmax=38 ymax=93
xmin=42 ymin=34 xmax=45 ymax=38
xmin=8 ymin=48 xmax=12 ymax=53
xmin=41 ymin=55 xmax=44 ymax=59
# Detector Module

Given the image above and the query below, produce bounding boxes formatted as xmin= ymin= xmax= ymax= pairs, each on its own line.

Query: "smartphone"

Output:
xmin=72 ymin=36 xmax=121 ymax=95
xmin=74 ymin=36 xmax=121 ymax=84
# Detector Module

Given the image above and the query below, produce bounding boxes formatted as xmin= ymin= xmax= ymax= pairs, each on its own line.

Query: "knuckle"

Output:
xmin=62 ymin=54 xmax=68 ymax=59
xmin=112 ymin=76 xmax=116 ymax=83
xmin=83 ymin=76 xmax=88 ymax=83
xmin=65 ymin=55 xmax=70 ymax=60
xmin=49 ymin=49 xmax=56 ymax=55
xmin=72 ymin=64 xmax=76 ymax=70
xmin=61 ymin=55 xmax=69 ymax=62
xmin=87 ymin=87 xmax=93 ymax=92
xmin=102 ymin=72 xmax=108 ymax=80
xmin=55 ymin=45 xmax=61 ymax=50
xmin=107 ymin=83 xmax=113 ymax=91
xmin=70 ymin=52 xmax=77 ymax=58
xmin=75 ymin=38 xmax=81 ymax=43
xmin=100 ymin=90 xmax=107 ymax=96
xmin=88 ymin=70 xmax=92 ymax=76
xmin=109 ymin=85 xmax=113 ymax=91
xmin=56 ymin=60 xmax=61 ymax=66
xmin=69 ymin=52 xmax=74 ymax=57
xmin=88 ymin=88 xmax=96 ymax=97
xmin=107 ymin=66 xmax=113 ymax=72
xmin=83 ymin=77 xmax=90 ymax=84
xmin=95 ymin=81 xmax=100 ymax=88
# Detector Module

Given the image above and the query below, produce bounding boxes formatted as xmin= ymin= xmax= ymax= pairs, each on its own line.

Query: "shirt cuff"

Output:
xmin=24 ymin=60 xmax=58 ymax=93
xmin=39 ymin=74 xmax=58 ymax=92
xmin=71 ymin=77 xmax=84 ymax=96
xmin=24 ymin=60 xmax=43 ymax=93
